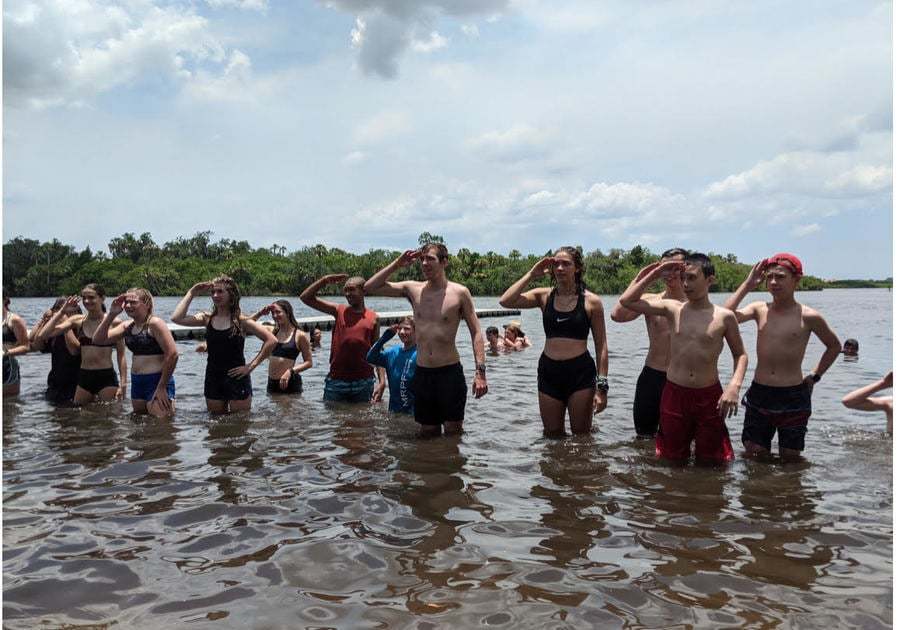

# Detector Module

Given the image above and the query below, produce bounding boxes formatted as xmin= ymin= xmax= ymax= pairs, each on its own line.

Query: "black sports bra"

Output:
xmin=2 ymin=316 xmax=16 ymax=344
xmin=271 ymin=328 xmax=300 ymax=361
xmin=542 ymin=288 xmax=591 ymax=341
xmin=205 ymin=320 xmax=245 ymax=371
xmin=78 ymin=320 xmax=116 ymax=347
xmin=124 ymin=322 xmax=164 ymax=356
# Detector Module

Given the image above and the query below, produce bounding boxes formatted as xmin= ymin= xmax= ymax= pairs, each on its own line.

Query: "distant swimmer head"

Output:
xmin=681 ymin=253 xmax=715 ymax=298
xmin=419 ymin=243 xmax=449 ymax=279
xmin=553 ymin=246 xmax=585 ymax=293
xmin=504 ymin=320 xmax=524 ymax=341
xmin=343 ymin=276 xmax=366 ymax=307
xmin=310 ymin=325 xmax=322 ymax=346
xmin=842 ymin=338 xmax=859 ymax=356
xmin=81 ymin=283 xmax=107 ymax=313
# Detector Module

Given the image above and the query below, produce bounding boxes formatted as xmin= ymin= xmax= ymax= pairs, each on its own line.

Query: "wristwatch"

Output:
xmin=475 ymin=363 xmax=486 ymax=375
xmin=809 ymin=373 xmax=821 ymax=383
xmin=595 ymin=375 xmax=609 ymax=393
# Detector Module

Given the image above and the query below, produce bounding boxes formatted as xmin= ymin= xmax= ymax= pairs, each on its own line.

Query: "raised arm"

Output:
xmin=148 ymin=316 xmax=179 ymax=414
xmin=363 ymin=250 xmax=419 ymax=298
xmin=34 ymin=296 xmax=80 ymax=342
xmin=461 ymin=288 xmax=488 ymax=399
xmin=609 ymin=300 xmax=643 ymax=323
xmin=803 ymin=309 xmax=842 ymax=388
xmin=724 ymin=260 xmax=767 ymax=324
xmin=717 ymin=311 xmax=749 ymax=418
xmin=171 ymin=282 xmax=213 ymax=326
xmin=588 ymin=293 xmax=609 ymax=414
xmin=620 ymin=262 xmax=682 ymax=317
xmin=366 ymin=327 xmax=396 ymax=367
xmin=498 ymin=257 xmax=554 ymax=309
xmin=93 ymin=294 xmax=131 ymax=345
xmin=843 ymin=372 xmax=892 ymax=412
xmin=299 ymin=274 xmax=347 ymax=316
xmin=249 ymin=304 xmax=273 ymax=321
xmin=29 ymin=308 xmax=56 ymax=347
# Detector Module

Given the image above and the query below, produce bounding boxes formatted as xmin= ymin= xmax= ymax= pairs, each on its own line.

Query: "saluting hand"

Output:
xmin=529 ymin=257 xmax=556 ymax=280
xmin=321 ymin=274 xmax=349 ymax=286
xmin=746 ymin=259 xmax=768 ymax=288
xmin=397 ymin=250 xmax=420 ymax=267
xmin=190 ymin=281 xmax=214 ymax=296
xmin=109 ymin=294 xmax=127 ymax=316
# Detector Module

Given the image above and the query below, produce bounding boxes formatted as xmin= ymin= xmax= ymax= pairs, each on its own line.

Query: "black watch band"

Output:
xmin=810 ymin=373 xmax=821 ymax=383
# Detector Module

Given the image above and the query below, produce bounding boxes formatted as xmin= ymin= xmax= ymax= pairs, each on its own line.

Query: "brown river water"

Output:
xmin=3 ymin=290 xmax=892 ymax=628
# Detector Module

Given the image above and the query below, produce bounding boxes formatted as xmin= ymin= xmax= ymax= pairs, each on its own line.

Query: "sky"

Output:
xmin=3 ymin=0 xmax=892 ymax=279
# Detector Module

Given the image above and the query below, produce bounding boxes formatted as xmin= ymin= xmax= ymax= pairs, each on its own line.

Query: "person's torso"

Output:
xmin=409 ymin=283 xmax=464 ymax=368
xmin=329 ymin=306 xmax=376 ymax=379
xmin=667 ymin=303 xmax=726 ymax=387
xmin=753 ymin=303 xmax=811 ymax=386
xmin=206 ymin=317 xmax=246 ymax=372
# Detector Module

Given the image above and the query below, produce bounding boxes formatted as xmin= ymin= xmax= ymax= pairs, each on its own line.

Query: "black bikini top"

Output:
xmin=2 ymin=316 xmax=16 ymax=344
xmin=124 ymin=321 xmax=164 ymax=356
xmin=271 ymin=328 xmax=300 ymax=361
xmin=542 ymin=288 xmax=591 ymax=341
xmin=205 ymin=319 xmax=245 ymax=370
xmin=78 ymin=320 xmax=116 ymax=347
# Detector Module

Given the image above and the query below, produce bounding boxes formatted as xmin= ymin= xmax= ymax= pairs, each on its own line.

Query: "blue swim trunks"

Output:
xmin=323 ymin=376 xmax=375 ymax=403
xmin=132 ymin=372 xmax=176 ymax=401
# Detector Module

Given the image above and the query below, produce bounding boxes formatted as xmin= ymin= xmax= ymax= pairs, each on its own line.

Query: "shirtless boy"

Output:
xmin=620 ymin=253 xmax=748 ymax=463
xmin=724 ymin=253 xmax=841 ymax=460
xmin=611 ymin=247 xmax=687 ymax=438
xmin=364 ymin=243 xmax=488 ymax=436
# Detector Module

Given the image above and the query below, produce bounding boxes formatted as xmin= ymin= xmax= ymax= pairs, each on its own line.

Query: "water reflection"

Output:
xmin=205 ymin=413 xmax=261 ymax=504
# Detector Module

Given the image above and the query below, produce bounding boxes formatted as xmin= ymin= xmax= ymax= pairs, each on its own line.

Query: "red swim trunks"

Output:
xmin=656 ymin=380 xmax=734 ymax=463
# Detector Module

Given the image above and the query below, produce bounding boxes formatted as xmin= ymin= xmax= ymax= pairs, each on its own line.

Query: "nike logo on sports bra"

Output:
xmin=556 ymin=317 xmax=570 ymax=322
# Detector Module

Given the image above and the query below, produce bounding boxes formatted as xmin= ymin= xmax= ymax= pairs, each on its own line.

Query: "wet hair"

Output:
xmin=660 ymin=247 xmax=688 ymax=259
xmin=272 ymin=299 xmax=301 ymax=335
xmin=210 ymin=275 xmax=243 ymax=337
xmin=82 ymin=283 xmax=107 ymax=312
xmin=420 ymin=242 xmax=449 ymax=262
xmin=345 ymin=276 xmax=366 ymax=289
xmin=555 ymin=246 xmax=587 ymax=294
xmin=485 ymin=326 xmax=499 ymax=337
xmin=684 ymin=253 xmax=715 ymax=278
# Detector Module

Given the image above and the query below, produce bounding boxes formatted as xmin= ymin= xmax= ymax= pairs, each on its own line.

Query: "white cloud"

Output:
xmin=354 ymin=110 xmax=412 ymax=145
xmin=460 ymin=24 xmax=480 ymax=38
xmin=791 ymin=223 xmax=822 ymax=237
xmin=185 ymin=50 xmax=256 ymax=103
xmin=205 ymin=0 xmax=268 ymax=10
xmin=4 ymin=0 xmax=241 ymax=108
xmin=824 ymin=164 xmax=891 ymax=195
xmin=342 ymin=150 xmax=368 ymax=166
xmin=465 ymin=124 xmax=553 ymax=162
xmin=411 ymin=31 xmax=449 ymax=53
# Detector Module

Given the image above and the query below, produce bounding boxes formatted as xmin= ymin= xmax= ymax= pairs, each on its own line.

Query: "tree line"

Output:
xmin=3 ymin=230 xmax=833 ymax=297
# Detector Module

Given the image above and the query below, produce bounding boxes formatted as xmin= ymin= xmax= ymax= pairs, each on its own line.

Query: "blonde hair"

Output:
xmin=126 ymin=287 xmax=154 ymax=332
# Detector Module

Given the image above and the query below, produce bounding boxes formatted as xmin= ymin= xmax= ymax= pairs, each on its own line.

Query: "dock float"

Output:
xmin=167 ymin=308 xmax=521 ymax=340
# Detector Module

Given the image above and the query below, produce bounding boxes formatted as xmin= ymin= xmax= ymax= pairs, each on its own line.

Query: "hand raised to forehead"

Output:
xmin=109 ymin=294 xmax=128 ymax=315
xmin=656 ymin=260 xmax=685 ymax=276
xmin=529 ymin=256 xmax=556 ymax=279
xmin=398 ymin=250 xmax=420 ymax=267
xmin=322 ymin=273 xmax=349 ymax=285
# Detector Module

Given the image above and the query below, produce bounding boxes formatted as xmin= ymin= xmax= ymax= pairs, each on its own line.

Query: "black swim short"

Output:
xmin=741 ymin=381 xmax=812 ymax=452
xmin=77 ymin=367 xmax=119 ymax=395
xmin=412 ymin=362 xmax=467 ymax=426
xmin=204 ymin=369 xmax=252 ymax=402
xmin=633 ymin=365 xmax=667 ymax=438
xmin=537 ymin=352 xmax=596 ymax=402
xmin=267 ymin=373 xmax=302 ymax=394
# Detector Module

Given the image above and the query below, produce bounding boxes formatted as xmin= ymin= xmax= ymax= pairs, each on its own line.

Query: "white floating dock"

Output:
xmin=167 ymin=308 xmax=521 ymax=340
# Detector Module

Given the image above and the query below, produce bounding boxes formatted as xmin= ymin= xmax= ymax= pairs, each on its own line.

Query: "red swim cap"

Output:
xmin=766 ymin=253 xmax=803 ymax=276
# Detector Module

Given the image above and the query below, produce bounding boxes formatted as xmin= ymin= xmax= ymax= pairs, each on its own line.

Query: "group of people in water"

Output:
xmin=2 ymin=242 xmax=891 ymax=462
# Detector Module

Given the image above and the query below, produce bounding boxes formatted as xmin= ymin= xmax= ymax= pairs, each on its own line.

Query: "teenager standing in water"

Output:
xmin=172 ymin=276 xmax=276 ymax=413
xmin=30 ymin=297 xmax=82 ymax=404
xmin=250 ymin=300 xmax=313 ymax=394
xmin=36 ymin=285 xmax=127 ymax=404
xmin=3 ymin=296 xmax=30 ymax=398
xmin=93 ymin=288 xmax=179 ymax=417
xmin=500 ymin=247 xmax=608 ymax=436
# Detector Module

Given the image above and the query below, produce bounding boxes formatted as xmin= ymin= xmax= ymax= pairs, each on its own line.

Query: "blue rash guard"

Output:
xmin=366 ymin=329 xmax=416 ymax=414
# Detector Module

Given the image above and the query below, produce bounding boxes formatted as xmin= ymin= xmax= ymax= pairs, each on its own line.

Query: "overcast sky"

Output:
xmin=3 ymin=0 xmax=892 ymax=278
